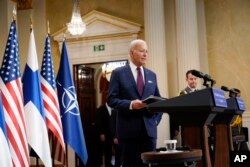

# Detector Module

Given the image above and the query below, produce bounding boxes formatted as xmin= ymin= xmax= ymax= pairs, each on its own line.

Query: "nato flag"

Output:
xmin=56 ymin=41 xmax=88 ymax=165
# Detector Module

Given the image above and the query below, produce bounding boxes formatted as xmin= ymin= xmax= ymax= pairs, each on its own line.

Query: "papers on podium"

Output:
xmin=142 ymin=95 xmax=165 ymax=104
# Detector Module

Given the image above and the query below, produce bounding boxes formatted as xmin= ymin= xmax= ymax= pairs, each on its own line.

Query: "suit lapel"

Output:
xmin=125 ymin=65 xmax=139 ymax=95
xmin=185 ymin=87 xmax=193 ymax=93
xmin=142 ymin=67 xmax=149 ymax=98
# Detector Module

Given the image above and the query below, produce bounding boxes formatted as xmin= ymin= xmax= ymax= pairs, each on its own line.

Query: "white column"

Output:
xmin=175 ymin=0 xmax=200 ymax=89
xmin=0 ymin=0 xmax=15 ymax=61
xmin=243 ymin=112 xmax=250 ymax=148
xmin=196 ymin=0 xmax=209 ymax=74
xmin=144 ymin=0 xmax=169 ymax=147
xmin=17 ymin=0 xmax=46 ymax=72
xmin=17 ymin=9 xmax=32 ymax=71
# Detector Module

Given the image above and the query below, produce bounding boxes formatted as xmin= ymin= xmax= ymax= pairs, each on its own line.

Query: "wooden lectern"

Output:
xmin=147 ymin=88 xmax=227 ymax=167
xmin=211 ymin=97 xmax=246 ymax=167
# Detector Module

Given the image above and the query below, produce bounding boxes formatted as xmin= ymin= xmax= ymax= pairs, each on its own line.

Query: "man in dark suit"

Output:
xmin=107 ymin=39 xmax=162 ymax=167
xmin=95 ymin=103 xmax=114 ymax=167
xmin=179 ymin=69 xmax=198 ymax=95
xmin=110 ymin=108 xmax=121 ymax=167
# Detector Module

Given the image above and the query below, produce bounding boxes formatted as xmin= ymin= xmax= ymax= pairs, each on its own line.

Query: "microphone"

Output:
xmin=204 ymin=74 xmax=216 ymax=84
xmin=191 ymin=69 xmax=205 ymax=78
xmin=191 ymin=70 xmax=216 ymax=84
xmin=221 ymin=86 xmax=239 ymax=97
xmin=221 ymin=86 xmax=230 ymax=92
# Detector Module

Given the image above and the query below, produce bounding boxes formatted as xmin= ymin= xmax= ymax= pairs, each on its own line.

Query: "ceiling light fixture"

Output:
xmin=67 ymin=0 xmax=86 ymax=35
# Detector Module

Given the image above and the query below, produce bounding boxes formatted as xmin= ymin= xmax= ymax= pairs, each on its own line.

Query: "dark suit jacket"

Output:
xmin=107 ymin=64 xmax=162 ymax=139
xmin=179 ymin=87 xmax=194 ymax=95
xmin=110 ymin=108 xmax=117 ymax=138
xmin=95 ymin=104 xmax=112 ymax=138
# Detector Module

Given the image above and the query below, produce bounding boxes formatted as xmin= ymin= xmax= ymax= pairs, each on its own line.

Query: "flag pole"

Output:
xmin=66 ymin=145 xmax=68 ymax=167
xmin=30 ymin=16 xmax=32 ymax=28
xmin=63 ymin=32 xmax=66 ymax=42
xmin=51 ymin=132 xmax=55 ymax=167
xmin=63 ymin=32 xmax=69 ymax=167
xmin=48 ymin=20 xmax=50 ymax=35
xmin=36 ymin=158 xmax=39 ymax=167
xmin=13 ymin=4 xmax=16 ymax=21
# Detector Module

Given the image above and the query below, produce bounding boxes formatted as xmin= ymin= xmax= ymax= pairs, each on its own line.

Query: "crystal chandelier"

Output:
xmin=67 ymin=0 xmax=86 ymax=35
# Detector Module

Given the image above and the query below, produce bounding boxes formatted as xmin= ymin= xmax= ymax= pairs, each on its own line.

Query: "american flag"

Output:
xmin=40 ymin=35 xmax=65 ymax=163
xmin=0 ymin=21 xmax=30 ymax=167
xmin=0 ymin=91 xmax=12 ymax=167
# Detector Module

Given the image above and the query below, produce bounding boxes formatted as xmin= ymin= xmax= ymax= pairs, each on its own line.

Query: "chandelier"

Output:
xmin=67 ymin=0 xmax=86 ymax=35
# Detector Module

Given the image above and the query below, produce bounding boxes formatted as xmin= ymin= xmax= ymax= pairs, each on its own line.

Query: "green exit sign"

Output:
xmin=93 ymin=44 xmax=105 ymax=52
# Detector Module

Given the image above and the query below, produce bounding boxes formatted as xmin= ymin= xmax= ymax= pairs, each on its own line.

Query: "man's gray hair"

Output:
xmin=129 ymin=39 xmax=147 ymax=52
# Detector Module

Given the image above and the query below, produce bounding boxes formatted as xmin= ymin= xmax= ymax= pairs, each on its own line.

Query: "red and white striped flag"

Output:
xmin=0 ymin=21 xmax=30 ymax=167
xmin=40 ymin=35 xmax=65 ymax=163
xmin=0 ymin=91 xmax=12 ymax=167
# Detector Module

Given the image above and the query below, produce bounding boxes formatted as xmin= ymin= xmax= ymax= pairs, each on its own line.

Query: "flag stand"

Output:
xmin=66 ymin=144 xmax=68 ymax=167
xmin=52 ymin=134 xmax=55 ymax=167
xmin=36 ymin=157 xmax=39 ymax=167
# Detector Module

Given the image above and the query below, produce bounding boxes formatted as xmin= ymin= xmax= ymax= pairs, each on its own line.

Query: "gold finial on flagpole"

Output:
xmin=63 ymin=33 xmax=66 ymax=41
xmin=47 ymin=20 xmax=50 ymax=35
xmin=30 ymin=16 xmax=33 ymax=32
xmin=63 ymin=24 xmax=67 ymax=41
xmin=13 ymin=4 xmax=17 ymax=21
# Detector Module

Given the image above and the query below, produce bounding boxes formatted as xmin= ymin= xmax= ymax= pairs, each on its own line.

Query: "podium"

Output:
xmin=212 ymin=97 xmax=246 ymax=167
xmin=147 ymin=88 xmax=227 ymax=167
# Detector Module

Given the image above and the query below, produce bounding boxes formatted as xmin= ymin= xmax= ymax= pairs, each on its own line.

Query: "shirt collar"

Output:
xmin=188 ymin=86 xmax=197 ymax=92
xmin=129 ymin=61 xmax=143 ymax=72
xmin=105 ymin=103 xmax=112 ymax=116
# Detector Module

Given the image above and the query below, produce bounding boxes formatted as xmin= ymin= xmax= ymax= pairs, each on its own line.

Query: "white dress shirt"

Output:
xmin=129 ymin=61 xmax=145 ymax=84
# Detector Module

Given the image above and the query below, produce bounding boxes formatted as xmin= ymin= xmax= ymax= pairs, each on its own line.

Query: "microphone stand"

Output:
xmin=211 ymin=80 xmax=216 ymax=87
xmin=202 ymin=78 xmax=216 ymax=88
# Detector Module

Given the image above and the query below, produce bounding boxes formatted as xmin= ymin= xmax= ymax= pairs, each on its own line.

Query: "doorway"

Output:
xmin=74 ymin=64 xmax=98 ymax=167
xmin=73 ymin=61 xmax=127 ymax=167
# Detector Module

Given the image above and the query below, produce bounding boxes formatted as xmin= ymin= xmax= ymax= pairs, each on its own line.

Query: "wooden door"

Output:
xmin=73 ymin=65 xmax=99 ymax=167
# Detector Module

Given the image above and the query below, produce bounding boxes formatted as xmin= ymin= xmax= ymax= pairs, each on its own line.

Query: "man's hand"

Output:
xmin=132 ymin=99 xmax=147 ymax=110
xmin=174 ymin=130 xmax=180 ymax=137
xmin=100 ymin=134 xmax=105 ymax=142
xmin=113 ymin=138 xmax=119 ymax=144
